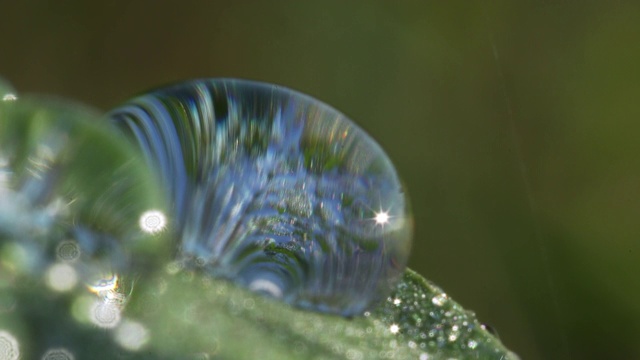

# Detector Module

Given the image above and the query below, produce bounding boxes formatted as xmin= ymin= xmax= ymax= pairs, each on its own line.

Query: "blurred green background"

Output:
xmin=1 ymin=1 xmax=638 ymax=359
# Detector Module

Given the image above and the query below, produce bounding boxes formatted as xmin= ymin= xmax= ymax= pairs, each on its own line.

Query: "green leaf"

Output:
xmin=122 ymin=267 xmax=519 ymax=360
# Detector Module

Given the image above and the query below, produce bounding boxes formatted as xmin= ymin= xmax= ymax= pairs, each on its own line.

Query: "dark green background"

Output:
xmin=1 ymin=1 xmax=638 ymax=359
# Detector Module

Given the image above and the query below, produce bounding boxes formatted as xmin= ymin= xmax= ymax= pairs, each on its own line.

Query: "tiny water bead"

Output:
xmin=139 ymin=209 xmax=168 ymax=234
xmin=41 ymin=348 xmax=75 ymax=360
xmin=0 ymin=330 xmax=20 ymax=360
xmin=0 ymin=78 xmax=17 ymax=103
xmin=108 ymin=79 xmax=413 ymax=316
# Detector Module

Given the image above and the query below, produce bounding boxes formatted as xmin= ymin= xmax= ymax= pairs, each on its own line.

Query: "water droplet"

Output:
xmin=431 ymin=293 xmax=448 ymax=306
xmin=41 ymin=348 xmax=75 ymax=360
xmin=55 ymin=240 xmax=81 ymax=262
xmin=139 ymin=209 xmax=167 ymax=234
xmin=2 ymin=94 xmax=17 ymax=102
xmin=108 ymin=79 xmax=413 ymax=315
xmin=0 ymin=96 xmax=168 ymax=288
xmin=45 ymin=263 xmax=78 ymax=292
xmin=0 ymin=78 xmax=17 ymax=103
xmin=114 ymin=320 xmax=150 ymax=351
xmin=0 ymin=330 xmax=20 ymax=360
xmin=89 ymin=299 xmax=122 ymax=328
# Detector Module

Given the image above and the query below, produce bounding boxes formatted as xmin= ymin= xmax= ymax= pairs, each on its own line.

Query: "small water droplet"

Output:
xmin=45 ymin=263 xmax=78 ymax=292
xmin=89 ymin=300 xmax=121 ymax=328
xmin=0 ymin=330 xmax=20 ymax=360
xmin=139 ymin=209 xmax=167 ymax=234
xmin=114 ymin=320 xmax=150 ymax=351
xmin=55 ymin=240 xmax=81 ymax=262
xmin=41 ymin=348 xmax=75 ymax=360
xmin=2 ymin=94 xmax=17 ymax=102
xmin=108 ymin=79 xmax=413 ymax=316
xmin=431 ymin=293 xmax=448 ymax=306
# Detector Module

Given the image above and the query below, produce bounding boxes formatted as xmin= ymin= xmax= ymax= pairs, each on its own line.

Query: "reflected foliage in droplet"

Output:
xmin=108 ymin=79 xmax=413 ymax=315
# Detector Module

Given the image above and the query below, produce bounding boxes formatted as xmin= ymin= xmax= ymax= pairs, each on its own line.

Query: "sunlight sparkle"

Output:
xmin=139 ymin=210 xmax=167 ymax=234
xmin=375 ymin=211 xmax=390 ymax=225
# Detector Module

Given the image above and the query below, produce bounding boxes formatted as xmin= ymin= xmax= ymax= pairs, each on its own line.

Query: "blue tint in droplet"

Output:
xmin=108 ymin=79 xmax=413 ymax=316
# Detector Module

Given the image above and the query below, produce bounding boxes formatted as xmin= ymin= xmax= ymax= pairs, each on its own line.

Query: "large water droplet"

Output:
xmin=108 ymin=79 xmax=413 ymax=315
xmin=0 ymin=95 xmax=171 ymax=358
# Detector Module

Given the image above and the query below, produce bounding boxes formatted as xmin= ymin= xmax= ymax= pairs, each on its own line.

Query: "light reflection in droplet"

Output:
xmin=374 ymin=211 xmax=390 ymax=226
xmin=87 ymin=274 xmax=119 ymax=294
xmin=41 ymin=348 xmax=75 ymax=360
xmin=248 ymin=278 xmax=283 ymax=298
xmin=2 ymin=94 xmax=17 ymax=101
xmin=138 ymin=210 xmax=167 ymax=234
xmin=431 ymin=293 xmax=448 ymax=307
xmin=45 ymin=263 xmax=78 ymax=292
xmin=89 ymin=300 xmax=121 ymax=328
xmin=0 ymin=330 xmax=19 ymax=360
xmin=55 ymin=240 xmax=81 ymax=262
xmin=114 ymin=320 xmax=149 ymax=351
xmin=389 ymin=324 xmax=400 ymax=334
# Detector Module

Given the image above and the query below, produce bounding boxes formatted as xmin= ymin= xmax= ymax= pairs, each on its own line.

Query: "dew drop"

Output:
xmin=139 ymin=209 xmax=167 ymax=234
xmin=431 ymin=293 xmax=448 ymax=307
xmin=45 ymin=263 xmax=78 ymax=292
xmin=0 ymin=96 xmax=168 ymax=310
xmin=41 ymin=348 xmax=75 ymax=360
xmin=114 ymin=320 xmax=150 ymax=351
xmin=55 ymin=240 xmax=81 ymax=262
xmin=108 ymin=79 xmax=413 ymax=316
xmin=2 ymin=94 xmax=17 ymax=102
xmin=89 ymin=300 xmax=122 ymax=328
xmin=0 ymin=330 xmax=19 ymax=360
